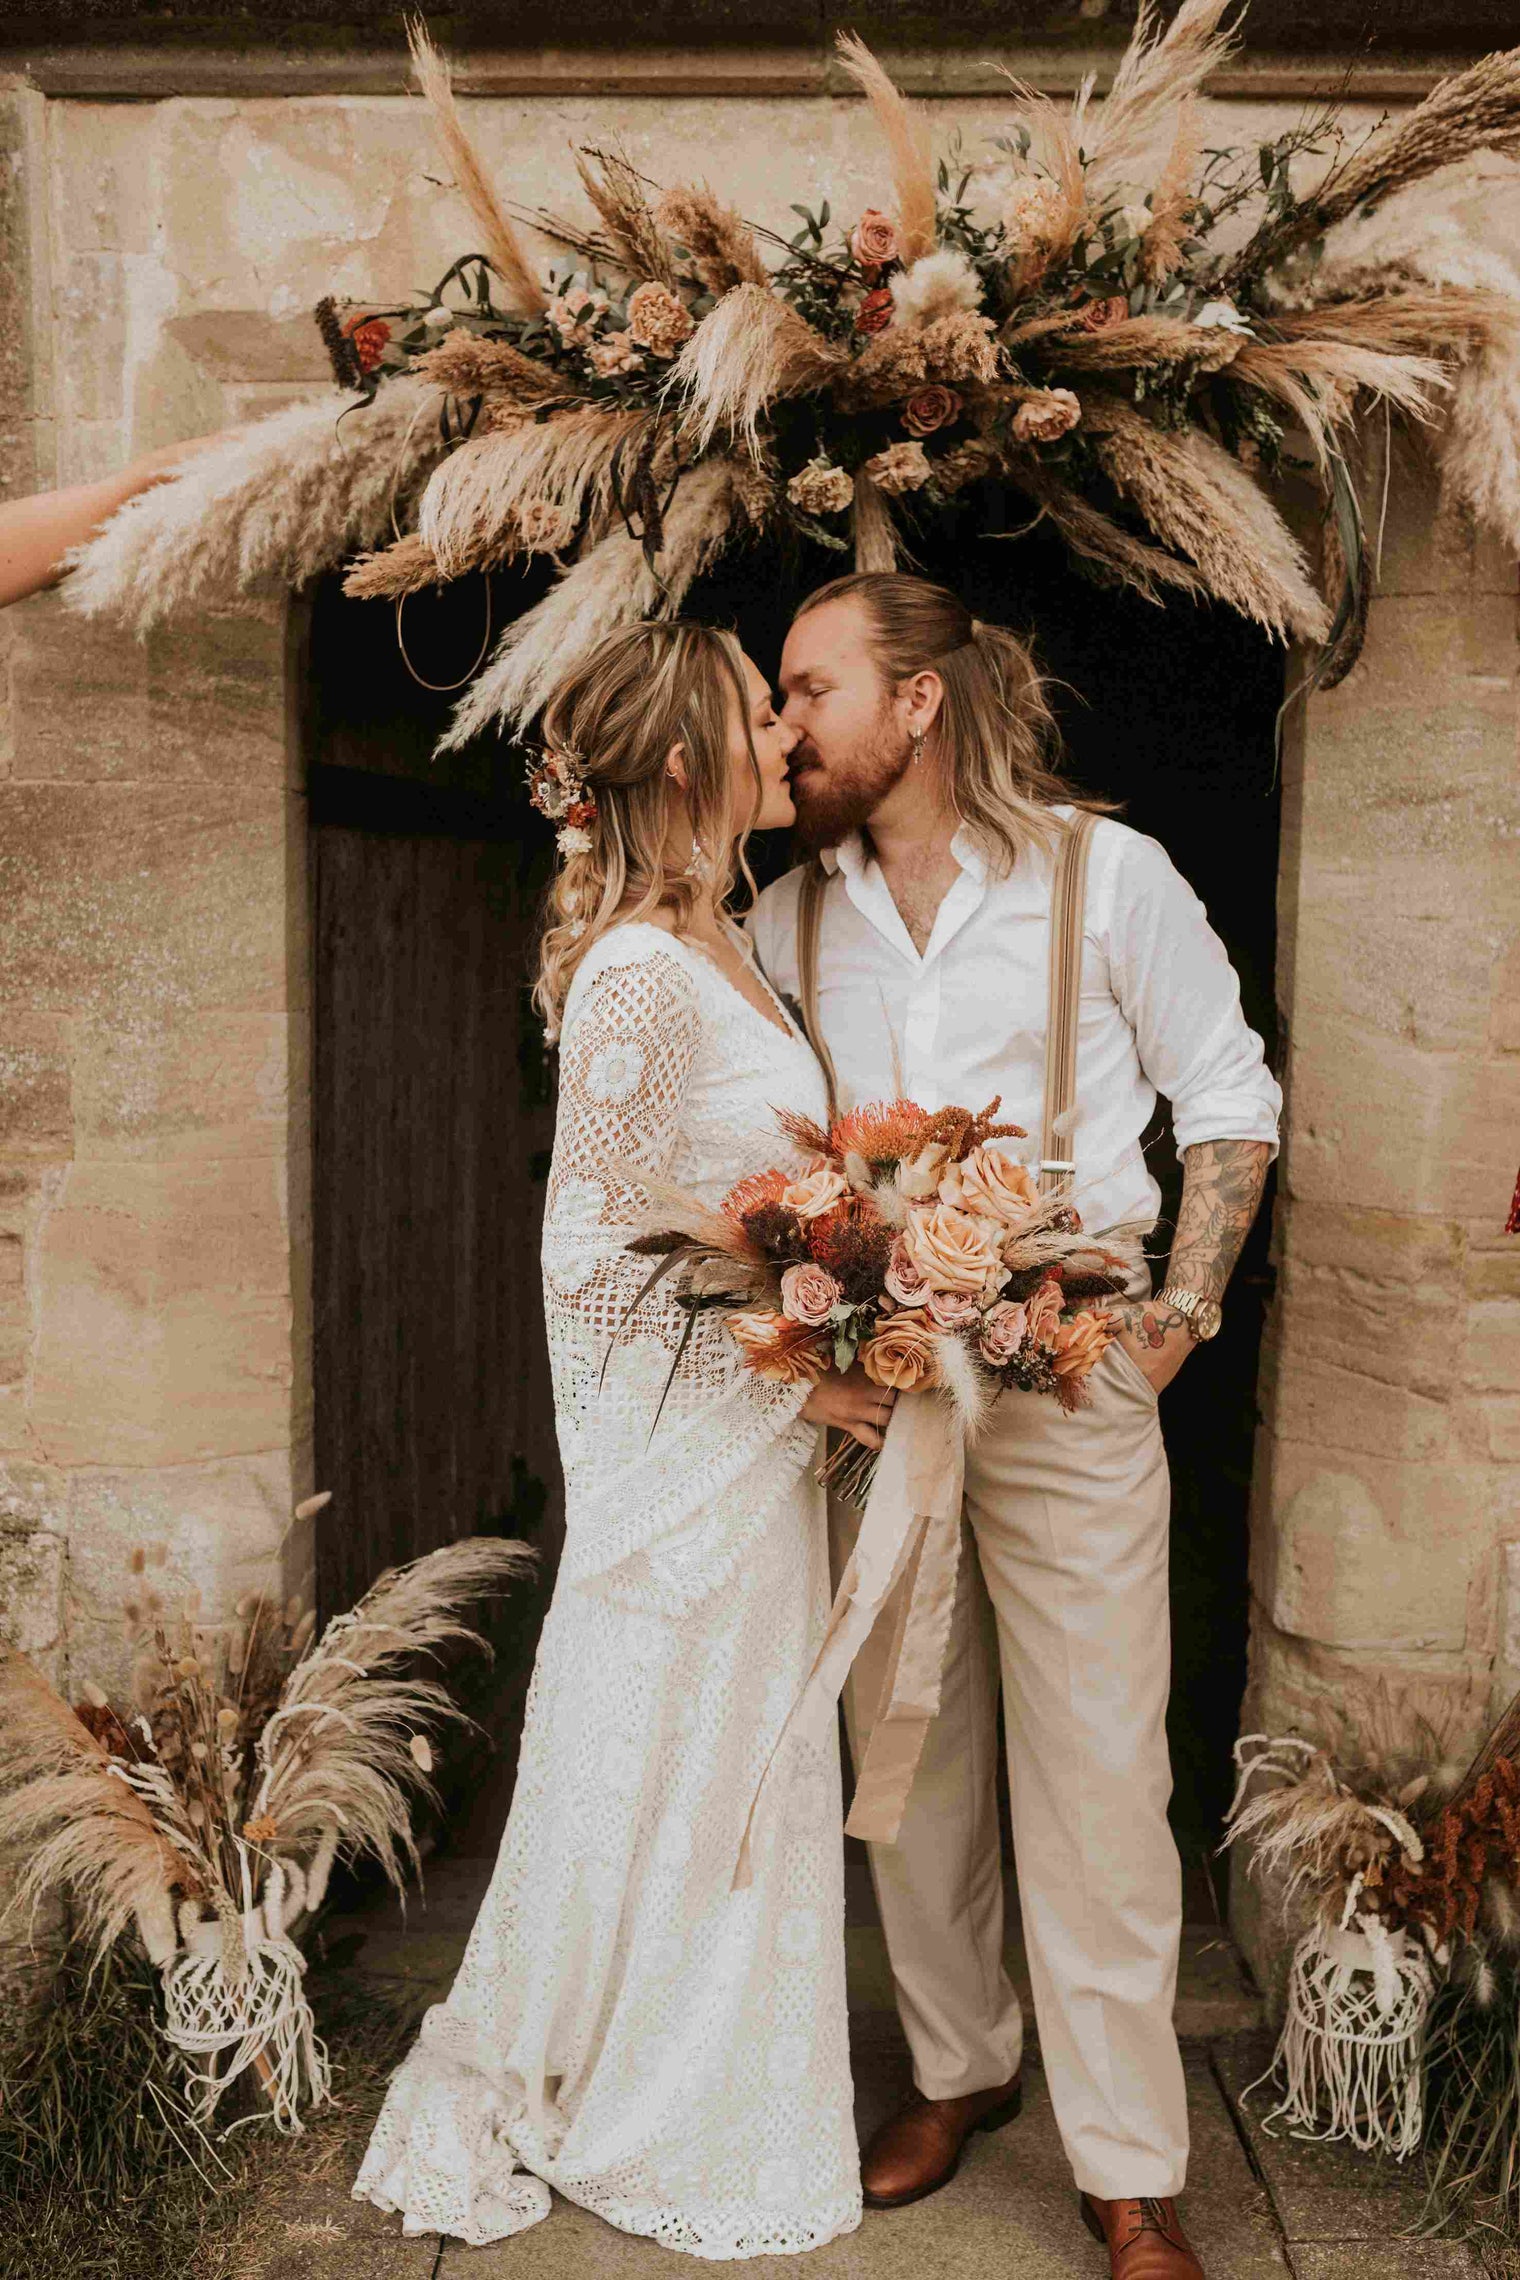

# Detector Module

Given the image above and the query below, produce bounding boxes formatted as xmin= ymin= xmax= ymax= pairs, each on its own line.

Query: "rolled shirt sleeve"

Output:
xmin=1104 ymin=829 xmax=1282 ymax=1162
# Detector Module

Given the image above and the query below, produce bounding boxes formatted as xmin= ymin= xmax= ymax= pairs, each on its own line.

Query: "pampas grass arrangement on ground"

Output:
xmin=0 ymin=1511 xmax=534 ymax=2133
xmin=61 ymin=10 xmax=1520 ymax=738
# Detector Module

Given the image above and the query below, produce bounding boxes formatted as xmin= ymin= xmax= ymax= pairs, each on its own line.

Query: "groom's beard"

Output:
xmin=788 ymin=710 xmax=913 ymax=853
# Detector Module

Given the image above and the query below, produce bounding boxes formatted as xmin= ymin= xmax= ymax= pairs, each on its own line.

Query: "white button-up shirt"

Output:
xmin=747 ymin=809 xmax=1281 ymax=1242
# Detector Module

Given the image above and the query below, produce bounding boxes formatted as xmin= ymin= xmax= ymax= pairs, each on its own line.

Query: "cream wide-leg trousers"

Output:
xmin=831 ymin=1337 xmax=1189 ymax=2200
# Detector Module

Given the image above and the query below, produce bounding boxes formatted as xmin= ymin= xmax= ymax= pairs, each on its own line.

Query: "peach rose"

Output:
xmin=1050 ymin=1308 xmax=1117 ymax=1380
xmin=862 ymin=1313 xmax=941 ymax=1392
xmin=903 ymin=1205 xmax=1009 ymax=1297
xmin=979 ymin=1300 xmax=1028 ymax=1365
xmin=901 ymin=385 xmax=962 ymax=438
xmin=1025 ymin=1279 xmax=1064 ymax=1345
xmin=781 ymin=1159 xmax=849 ymax=1220
xmin=926 ymin=1287 xmax=979 ymax=1332
xmin=938 ymin=1140 xmax=1039 ymax=1226
xmin=1011 ymin=388 xmax=1082 ymax=445
xmin=851 ymin=208 xmax=900 ymax=268
xmin=728 ymin=1309 xmax=830 ymax=1383
xmin=885 ymin=1235 xmax=931 ymax=1308
xmin=1080 ymin=294 xmax=1130 ymax=333
xmin=898 ymin=1141 xmax=952 ymax=1201
xmin=781 ymin=1261 xmax=842 ymax=1327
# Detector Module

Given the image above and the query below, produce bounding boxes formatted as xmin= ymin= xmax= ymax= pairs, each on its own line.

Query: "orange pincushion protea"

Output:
xmin=829 ymin=1099 xmax=933 ymax=1167
xmin=722 ymin=1166 xmax=793 ymax=1222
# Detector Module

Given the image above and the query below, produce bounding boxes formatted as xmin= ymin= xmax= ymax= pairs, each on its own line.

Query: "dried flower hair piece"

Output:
xmin=526 ymin=742 xmax=600 ymax=855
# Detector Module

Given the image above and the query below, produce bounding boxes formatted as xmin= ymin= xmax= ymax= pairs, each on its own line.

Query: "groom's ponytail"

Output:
xmin=794 ymin=573 xmax=1113 ymax=875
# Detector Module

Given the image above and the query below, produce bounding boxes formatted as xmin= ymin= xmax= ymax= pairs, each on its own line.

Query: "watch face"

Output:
xmin=1192 ymin=1298 xmax=1223 ymax=1341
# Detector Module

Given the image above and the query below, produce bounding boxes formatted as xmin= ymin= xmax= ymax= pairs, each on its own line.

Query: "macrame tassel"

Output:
xmin=1252 ymin=1916 xmax=1432 ymax=2159
xmin=160 ymin=1905 xmax=332 ymax=2134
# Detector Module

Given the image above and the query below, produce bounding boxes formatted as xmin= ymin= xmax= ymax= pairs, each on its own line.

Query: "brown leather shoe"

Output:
xmin=1080 ymin=2195 xmax=1204 ymax=2279
xmin=860 ymin=2072 xmax=1022 ymax=2208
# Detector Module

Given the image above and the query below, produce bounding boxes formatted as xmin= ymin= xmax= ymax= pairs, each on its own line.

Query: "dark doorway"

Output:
xmin=305 ymin=513 xmax=1281 ymax=1866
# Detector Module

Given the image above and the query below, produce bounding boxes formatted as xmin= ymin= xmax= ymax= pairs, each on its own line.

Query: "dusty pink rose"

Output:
xmin=1011 ymin=388 xmax=1082 ymax=445
xmin=885 ymin=1236 xmax=931 ymax=1308
xmin=1080 ymin=294 xmax=1130 ymax=333
xmin=851 ymin=208 xmax=900 ymax=268
xmin=901 ymin=384 xmax=962 ymax=438
xmin=926 ymin=1287 xmax=979 ymax=1332
xmin=781 ymin=1159 xmax=849 ymax=1221
xmin=979 ymin=1299 xmax=1028 ymax=1365
xmin=1025 ymin=1279 xmax=1065 ymax=1345
xmin=939 ymin=1140 xmax=1040 ymax=1226
xmin=780 ymin=1261 xmax=843 ymax=1327
xmin=904 ymin=1204 xmax=1009 ymax=1297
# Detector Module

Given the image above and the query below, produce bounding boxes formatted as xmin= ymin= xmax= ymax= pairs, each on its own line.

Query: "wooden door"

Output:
xmin=302 ymin=566 xmax=561 ymax=1630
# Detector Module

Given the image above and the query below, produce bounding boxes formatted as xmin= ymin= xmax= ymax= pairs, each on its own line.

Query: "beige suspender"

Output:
xmin=795 ymin=857 xmax=840 ymax=1123
xmin=793 ymin=813 xmax=1095 ymax=1187
xmin=1038 ymin=810 xmax=1096 ymax=1197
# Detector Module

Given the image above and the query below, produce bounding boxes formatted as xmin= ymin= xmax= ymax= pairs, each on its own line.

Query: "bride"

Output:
xmin=354 ymin=618 xmax=893 ymax=2256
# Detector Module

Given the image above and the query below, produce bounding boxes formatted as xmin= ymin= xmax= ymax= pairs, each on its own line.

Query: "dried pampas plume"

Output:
xmin=344 ymin=530 xmax=442 ymax=600
xmin=834 ymin=31 xmax=938 ymax=266
xmin=440 ymin=455 xmax=740 ymax=742
xmin=852 ymin=467 xmax=900 ymax=573
xmin=653 ymin=182 xmax=770 ymax=294
xmin=417 ymin=406 xmax=665 ymax=577
xmin=406 ymin=18 xmax=546 ymax=316
xmin=1319 ymin=46 xmax=1520 ymax=225
xmin=668 ymin=285 xmax=844 ymax=455
xmin=1086 ymin=403 xmax=1332 ymax=643
xmin=63 ymin=381 xmax=450 ymax=633
xmin=575 ymin=146 xmax=681 ymax=289
xmin=1086 ymin=0 xmax=1237 ymax=191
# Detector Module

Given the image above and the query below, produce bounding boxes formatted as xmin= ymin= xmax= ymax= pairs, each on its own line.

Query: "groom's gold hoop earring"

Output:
xmin=910 ymin=729 xmax=926 ymax=767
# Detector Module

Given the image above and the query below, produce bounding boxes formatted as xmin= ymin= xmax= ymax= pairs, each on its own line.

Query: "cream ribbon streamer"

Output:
xmin=733 ymin=1389 xmax=965 ymax=1890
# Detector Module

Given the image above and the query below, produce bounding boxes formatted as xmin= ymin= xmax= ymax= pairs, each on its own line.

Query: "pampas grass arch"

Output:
xmin=63 ymin=9 xmax=1520 ymax=745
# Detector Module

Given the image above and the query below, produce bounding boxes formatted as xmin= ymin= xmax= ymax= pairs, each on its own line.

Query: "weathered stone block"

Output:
xmin=1258 ymin=1448 xmax=1497 ymax=1652
xmin=0 ymin=1012 xmax=72 ymax=1157
xmin=30 ymin=1156 xmax=299 ymax=1465
xmin=63 ymin=1448 xmax=299 ymax=1694
xmin=72 ymin=1009 xmax=299 ymax=1162
xmin=0 ymin=780 xmax=294 ymax=1022
xmin=5 ymin=586 xmax=151 ymax=781
xmin=0 ymin=1517 xmax=64 ymax=1669
xmin=1270 ymin=1359 xmax=1450 ymax=1465
xmin=1287 ymin=1034 xmax=1520 ymax=1219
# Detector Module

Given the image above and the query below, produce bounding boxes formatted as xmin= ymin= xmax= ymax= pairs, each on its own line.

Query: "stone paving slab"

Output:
xmin=1212 ymin=2036 xmax=1479 ymax=2275
xmin=422 ymin=2045 xmax=1288 ymax=2280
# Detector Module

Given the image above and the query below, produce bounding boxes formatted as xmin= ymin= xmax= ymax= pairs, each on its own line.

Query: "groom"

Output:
xmin=747 ymin=572 xmax=1278 ymax=2280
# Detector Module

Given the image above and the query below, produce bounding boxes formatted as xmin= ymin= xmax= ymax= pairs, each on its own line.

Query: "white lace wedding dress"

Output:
xmin=354 ymin=922 xmax=861 ymax=2257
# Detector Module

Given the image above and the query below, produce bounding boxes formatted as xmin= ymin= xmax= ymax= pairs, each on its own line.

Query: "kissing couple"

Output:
xmin=354 ymin=571 xmax=1280 ymax=2279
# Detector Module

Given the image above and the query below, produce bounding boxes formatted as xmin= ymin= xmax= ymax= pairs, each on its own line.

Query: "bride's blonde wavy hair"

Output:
xmin=533 ymin=618 xmax=762 ymax=1039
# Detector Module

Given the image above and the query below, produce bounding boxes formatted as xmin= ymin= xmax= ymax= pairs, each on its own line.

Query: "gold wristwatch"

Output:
xmin=1154 ymin=1286 xmax=1223 ymax=1342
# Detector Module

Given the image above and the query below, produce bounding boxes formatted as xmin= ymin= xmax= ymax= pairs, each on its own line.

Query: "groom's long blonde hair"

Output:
xmin=794 ymin=572 xmax=1113 ymax=871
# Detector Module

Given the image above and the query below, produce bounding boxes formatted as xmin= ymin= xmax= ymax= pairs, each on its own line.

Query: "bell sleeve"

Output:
xmin=541 ymin=943 xmax=819 ymax=1622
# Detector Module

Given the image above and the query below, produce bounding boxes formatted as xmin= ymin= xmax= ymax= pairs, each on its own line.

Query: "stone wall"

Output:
xmin=1235 ymin=412 xmax=1520 ymax=1992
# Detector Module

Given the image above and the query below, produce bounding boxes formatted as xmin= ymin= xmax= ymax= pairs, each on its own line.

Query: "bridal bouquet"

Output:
xmin=630 ymin=1096 xmax=1136 ymax=1500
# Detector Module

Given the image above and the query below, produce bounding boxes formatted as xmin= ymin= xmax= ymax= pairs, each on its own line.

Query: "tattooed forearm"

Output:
xmin=1164 ymin=1139 xmax=1272 ymax=1300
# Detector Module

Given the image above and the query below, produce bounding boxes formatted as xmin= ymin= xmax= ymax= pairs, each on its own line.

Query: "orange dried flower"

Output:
xmin=830 ymin=1099 xmax=932 ymax=1167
